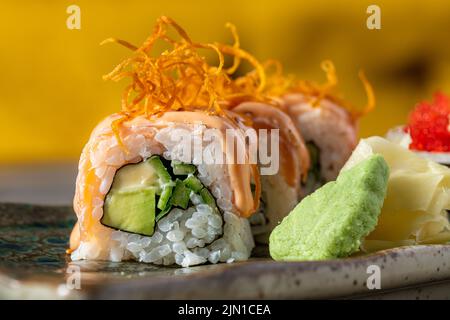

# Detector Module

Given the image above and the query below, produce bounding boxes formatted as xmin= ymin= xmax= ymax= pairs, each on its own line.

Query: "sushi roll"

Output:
xmin=69 ymin=111 xmax=259 ymax=267
xmin=280 ymin=61 xmax=375 ymax=194
xmin=67 ymin=16 xmax=270 ymax=267
xmin=231 ymin=102 xmax=310 ymax=242
xmin=68 ymin=16 xmax=377 ymax=265
xmin=283 ymin=93 xmax=358 ymax=191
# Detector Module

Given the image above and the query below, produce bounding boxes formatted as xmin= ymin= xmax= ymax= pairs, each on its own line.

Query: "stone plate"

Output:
xmin=0 ymin=203 xmax=449 ymax=299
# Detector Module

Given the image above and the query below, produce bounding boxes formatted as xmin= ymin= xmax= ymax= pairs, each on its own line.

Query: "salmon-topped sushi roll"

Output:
xmin=283 ymin=94 xmax=358 ymax=187
xmin=231 ymin=102 xmax=310 ymax=243
xmin=68 ymin=17 xmax=274 ymax=267
xmin=70 ymin=111 xmax=259 ymax=267
xmin=280 ymin=61 xmax=375 ymax=194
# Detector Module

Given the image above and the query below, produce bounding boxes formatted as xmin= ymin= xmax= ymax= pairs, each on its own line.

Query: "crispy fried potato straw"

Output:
xmin=102 ymin=16 xmax=375 ymax=143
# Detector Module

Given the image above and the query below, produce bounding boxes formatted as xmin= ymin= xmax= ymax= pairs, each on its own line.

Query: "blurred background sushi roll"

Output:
xmin=283 ymin=93 xmax=358 ymax=194
xmin=232 ymin=102 xmax=310 ymax=243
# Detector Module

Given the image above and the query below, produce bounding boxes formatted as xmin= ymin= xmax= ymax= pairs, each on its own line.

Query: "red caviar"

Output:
xmin=407 ymin=92 xmax=450 ymax=152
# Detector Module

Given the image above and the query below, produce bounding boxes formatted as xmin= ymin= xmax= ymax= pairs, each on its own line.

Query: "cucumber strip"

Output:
xmin=171 ymin=160 xmax=196 ymax=176
xmin=156 ymin=202 xmax=172 ymax=222
xmin=147 ymin=155 xmax=176 ymax=214
xmin=157 ymin=185 xmax=173 ymax=210
xmin=200 ymin=188 xmax=219 ymax=213
xmin=171 ymin=179 xmax=191 ymax=209
xmin=184 ymin=175 xmax=204 ymax=193
xmin=147 ymin=155 xmax=172 ymax=183
xmin=306 ymin=142 xmax=320 ymax=170
xmin=172 ymin=162 xmax=196 ymax=175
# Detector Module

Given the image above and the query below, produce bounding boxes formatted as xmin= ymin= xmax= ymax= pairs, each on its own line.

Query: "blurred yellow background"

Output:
xmin=1 ymin=0 xmax=450 ymax=163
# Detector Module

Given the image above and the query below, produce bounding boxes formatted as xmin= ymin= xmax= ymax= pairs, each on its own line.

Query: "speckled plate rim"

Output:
xmin=1 ymin=244 xmax=449 ymax=299
xmin=76 ymin=244 xmax=450 ymax=299
xmin=0 ymin=203 xmax=449 ymax=299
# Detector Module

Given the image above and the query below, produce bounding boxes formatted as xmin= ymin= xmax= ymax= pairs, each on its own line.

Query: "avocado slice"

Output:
xmin=101 ymin=154 xmax=221 ymax=234
xmin=101 ymin=188 xmax=156 ymax=236
xmin=101 ymin=155 xmax=175 ymax=236
xmin=108 ymin=160 xmax=160 ymax=192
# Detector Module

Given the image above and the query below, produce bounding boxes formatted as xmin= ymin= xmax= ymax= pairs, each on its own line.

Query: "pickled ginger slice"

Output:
xmin=342 ymin=136 xmax=450 ymax=251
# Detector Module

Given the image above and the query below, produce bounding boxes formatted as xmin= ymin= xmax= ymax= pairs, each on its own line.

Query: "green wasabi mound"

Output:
xmin=269 ymin=154 xmax=389 ymax=261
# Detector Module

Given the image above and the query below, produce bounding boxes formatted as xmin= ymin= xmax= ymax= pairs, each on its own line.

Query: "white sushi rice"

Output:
xmin=71 ymin=119 xmax=254 ymax=267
